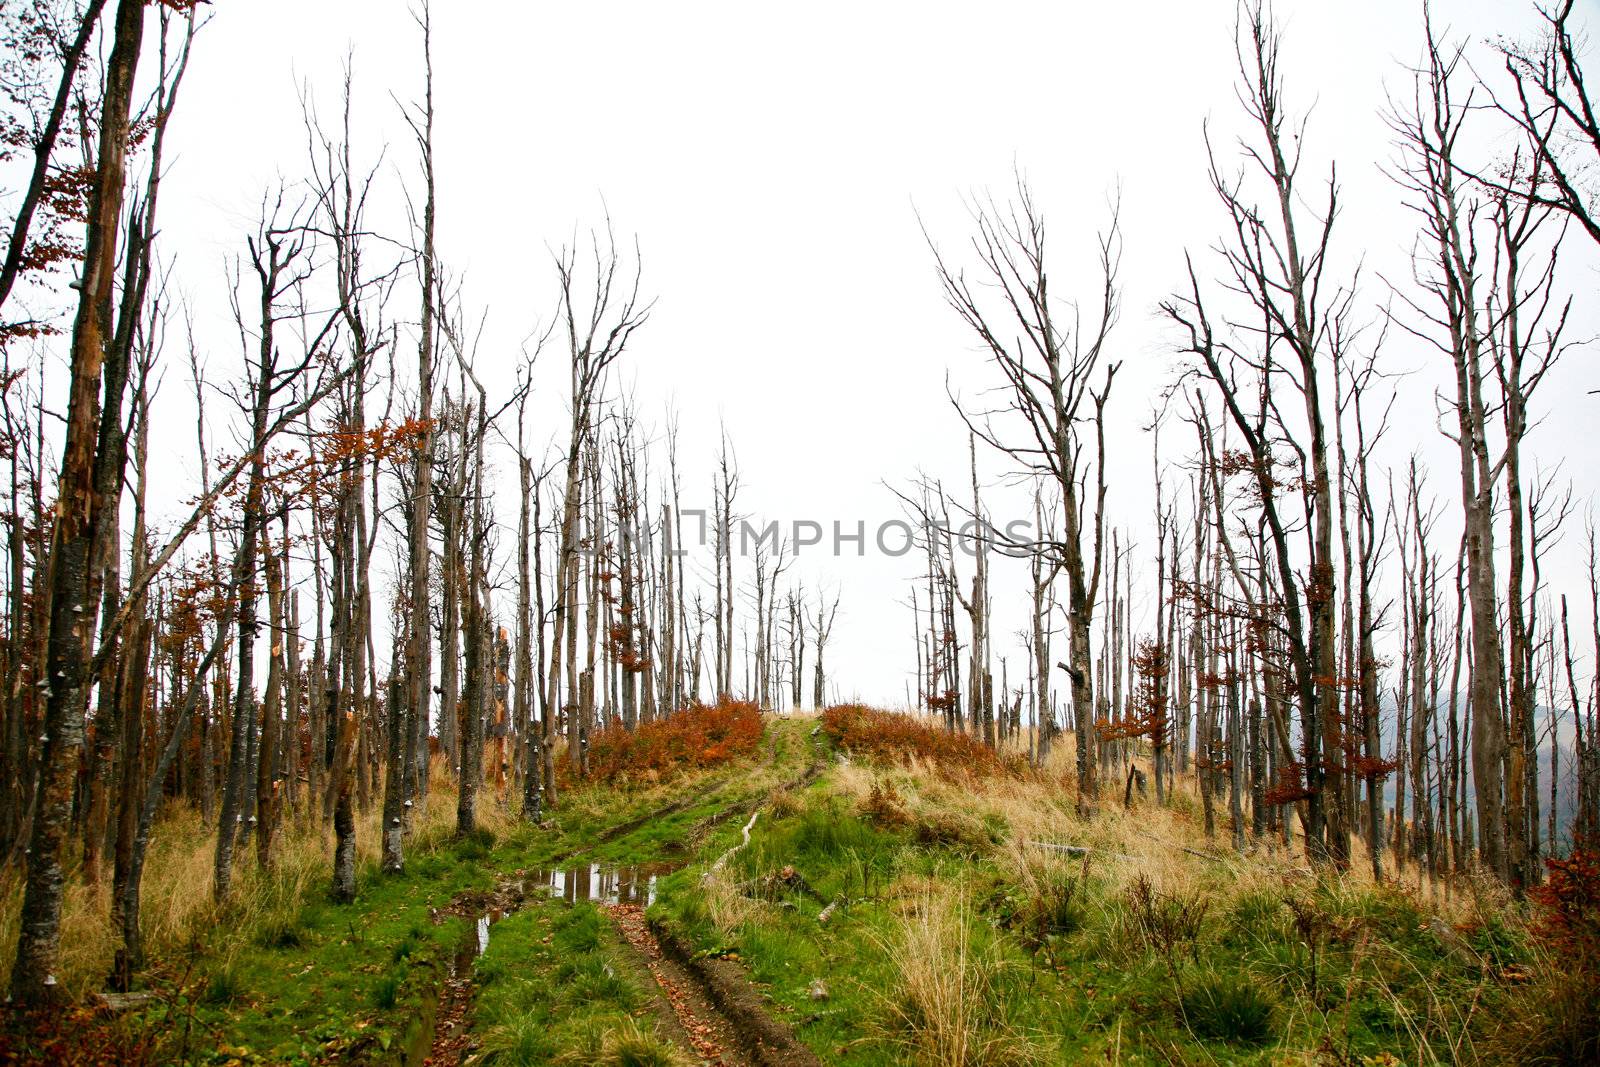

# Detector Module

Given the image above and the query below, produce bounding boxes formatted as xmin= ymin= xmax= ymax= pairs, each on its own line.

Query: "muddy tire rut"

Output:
xmin=607 ymin=903 xmax=752 ymax=1066
xmin=644 ymin=915 xmax=823 ymax=1067
xmin=420 ymin=735 xmax=828 ymax=1065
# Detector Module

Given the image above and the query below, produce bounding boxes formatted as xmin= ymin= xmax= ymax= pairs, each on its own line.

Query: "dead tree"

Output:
xmin=214 ymin=195 xmax=343 ymax=900
xmin=1389 ymin=17 xmax=1574 ymax=883
xmin=785 ymin=586 xmax=806 ymax=710
xmin=544 ymin=228 xmax=648 ymax=776
xmin=82 ymin=6 xmax=194 ymax=889
xmin=926 ymin=176 xmax=1120 ymax=803
xmin=1029 ymin=487 xmax=1062 ymax=762
xmin=394 ymin=0 xmax=440 ymax=867
xmin=812 ymin=590 xmax=840 ymax=711
xmin=1164 ymin=4 xmax=1352 ymax=866
xmin=513 ymin=362 xmax=549 ymax=819
xmin=1496 ymin=1 xmax=1600 ymax=249
xmin=10 ymin=0 xmax=148 ymax=1001
xmin=711 ymin=433 xmax=738 ymax=702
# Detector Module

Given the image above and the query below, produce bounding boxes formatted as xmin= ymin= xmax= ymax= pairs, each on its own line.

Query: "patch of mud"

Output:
xmin=422 ymin=862 xmax=685 ymax=1065
xmin=647 ymin=915 xmax=823 ymax=1067
xmin=608 ymin=902 xmax=749 ymax=1066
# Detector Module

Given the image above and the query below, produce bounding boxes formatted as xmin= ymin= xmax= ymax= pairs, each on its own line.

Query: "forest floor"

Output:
xmin=1 ymin=710 xmax=1589 ymax=1066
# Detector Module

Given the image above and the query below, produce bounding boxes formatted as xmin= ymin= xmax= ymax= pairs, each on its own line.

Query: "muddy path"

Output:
xmin=607 ymin=902 xmax=751 ymax=1066
xmin=421 ymin=724 xmax=829 ymax=1065
xmin=420 ymin=859 xmax=675 ymax=1066
xmin=422 ymin=879 xmax=524 ymax=1066
xmin=418 ymin=840 xmax=736 ymax=1063
xmin=645 ymin=914 xmax=824 ymax=1067
xmin=418 ymin=772 xmax=753 ymax=1064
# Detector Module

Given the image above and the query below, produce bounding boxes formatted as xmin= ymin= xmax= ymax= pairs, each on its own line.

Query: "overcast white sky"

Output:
xmin=135 ymin=0 xmax=1599 ymax=707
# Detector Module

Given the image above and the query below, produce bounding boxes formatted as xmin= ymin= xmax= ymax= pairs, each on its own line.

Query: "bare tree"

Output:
xmin=11 ymin=0 xmax=147 ymax=1002
xmin=812 ymin=590 xmax=840 ymax=711
xmin=926 ymin=175 xmax=1120 ymax=803
xmin=543 ymin=226 xmax=649 ymax=777
xmin=1496 ymin=1 xmax=1600 ymax=251
xmin=1164 ymin=3 xmax=1352 ymax=865
xmin=1388 ymin=15 xmax=1575 ymax=884
xmin=391 ymin=0 xmax=439 ymax=870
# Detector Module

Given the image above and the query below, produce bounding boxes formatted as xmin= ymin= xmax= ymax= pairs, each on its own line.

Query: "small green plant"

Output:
xmin=1282 ymin=893 xmax=1331 ymax=1000
xmin=202 ymin=964 xmax=242 ymax=1005
xmin=572 ymin=1017 xmax=690 ymax=1066
xmin=254 ymin=915 xmax=305 ymax=949
xmin=454 ymin=827 xmax=496 ymax=860
xmin=1179 ymin=971 xmax=1279 ymax=1046
xmin=567 ymin=954 xmax=636 ymax=1006
xmin=1126 ymin=874 xmax=1211 ymax=967
xmin=552 ymin=903 xmax=605 ymax=955
xmin=1033 ymin=867 xmax=1088 ymax=938
xmin=371 ymin=971 xmax=403 ymax=1010
xmin=1224 ymin=888 xmax=1288 ymax=947
xmin=480 ymin=1013 xmax=556 ymax=1065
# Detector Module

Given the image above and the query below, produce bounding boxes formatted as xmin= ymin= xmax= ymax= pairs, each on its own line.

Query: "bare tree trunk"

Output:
xmin=395 ymin=0 xmax=438 ymax=868
xmin=10 ymin=0 xmax=146 ymax=1003
xmin=256 ymin=529 xmax=285 ymax=869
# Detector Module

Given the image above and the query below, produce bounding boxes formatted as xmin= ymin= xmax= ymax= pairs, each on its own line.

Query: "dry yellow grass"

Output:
xmin=832 ymin=733 xmax=1506 ymax=930
xmin=0 ymin=754 xmax=518 ymax=998
xmin=703 ymin=861 xmax=764 ymax=932
xmin=872 ymin=888 xmax=1041 ymax=1066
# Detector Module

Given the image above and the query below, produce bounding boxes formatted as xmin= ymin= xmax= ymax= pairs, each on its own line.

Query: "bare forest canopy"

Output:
xmin=0 ymin=0 xmax=1597 ymax=1029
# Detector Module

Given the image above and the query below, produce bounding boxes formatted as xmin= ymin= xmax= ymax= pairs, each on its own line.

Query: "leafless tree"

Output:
xmin=11 ymin=0 xmax=149 ymax=1001
xmin=925 ymin=174 xmax=1120 ymax=804
xmin=1165 ymin=3 xmax=1352 ymax=865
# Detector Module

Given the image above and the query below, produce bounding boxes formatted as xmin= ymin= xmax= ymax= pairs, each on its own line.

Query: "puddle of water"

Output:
xmin=528 ymin=862 xmax=679 ymax=907
xmin=452 ymin=862 xmax=684 ymax=970
xmin=452 ymin=906 xmax=504 ymax=974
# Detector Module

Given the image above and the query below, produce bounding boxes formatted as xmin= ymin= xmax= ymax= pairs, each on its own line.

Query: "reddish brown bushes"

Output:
xmin=1531 ymin=846 xmax=1600 ymax=964
xmin=573 ymin=699 xmax=763 ymax=784
xmin=1481 ymin=847 xmax=1600 ymax=1064
xmin=820 ymin=704 xmax=1024 ymax=777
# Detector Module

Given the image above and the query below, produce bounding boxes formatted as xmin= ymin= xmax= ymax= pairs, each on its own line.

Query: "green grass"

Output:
xmin=648 ymin=757 xmax=1526 ymax=1066
xmin=77 ymin=716 xmax=1526 ymax=1066
xmin=168 ymin=835 xmax=492 ymax=1064
xmin=654 ymin=791 xmax=1075 ymax=1063
xmin=146 ymin=716 xmax=822 ymax=1064
xmin=471 ymin=902 xmax=684 ymax=1066
xmin=1178 ymin=971 xmax=1278 ymax=1046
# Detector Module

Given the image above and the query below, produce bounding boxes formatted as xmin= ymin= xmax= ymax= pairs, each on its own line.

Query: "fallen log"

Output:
xmin=1024 ymin=839 xmax=1233 ymax=865
xmin=92 ymin=990 xmax=159 ymax=1013
xmin=1178 ymin=845 xmax=1233 ymax=864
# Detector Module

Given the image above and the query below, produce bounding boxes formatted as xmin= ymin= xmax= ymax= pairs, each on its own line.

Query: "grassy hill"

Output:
xmin=2 ymin=708 xmax=1592 ymax=1065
